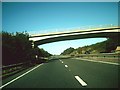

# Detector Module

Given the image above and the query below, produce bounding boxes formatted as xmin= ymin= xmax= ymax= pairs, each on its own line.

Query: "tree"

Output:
xmin=2 ymin=31 xmax=51 ymax=65
xmin=61 ymin=47 xmax=75 ymax=55
xmin=60 ymin=38 xmax=120 ymax=55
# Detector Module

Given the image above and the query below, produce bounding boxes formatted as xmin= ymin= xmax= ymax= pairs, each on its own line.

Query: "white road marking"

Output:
xmin=65 ymin=65 xmax=68 ymax=68
xmin=0 ymin=64 xmax=43 ymax=89
xmin=75 ymin=76 xmax=87 ymax=87
xmin=59 ymin=59 xmax=64 ymax=63
xmin=75 ymin=58 xmax=119 ymax=65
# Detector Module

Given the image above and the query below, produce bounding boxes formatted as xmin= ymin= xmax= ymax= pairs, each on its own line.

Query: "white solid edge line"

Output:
xmin=65 ymin=65 xmax=68 ymax=67
xmin=61 ymin=61 xmax=63 ymax=63
xmin=75 ymin=76 xmax=87 ymax=86
xmin=0 ymin=64 xmax=43 ymax=89
xmin=76 ymin=58 xmax=119 ymax=65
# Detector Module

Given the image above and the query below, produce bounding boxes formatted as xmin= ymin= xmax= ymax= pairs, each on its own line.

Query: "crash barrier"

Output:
xmin=73 ymin=53 xmax=120 ymax=63
xmin=75 ymin=53 xmax=119 ymax=58
xmin=1 ymin=60 xmax=43 ymax=79
xmin=1 ymin=57 xmax=49 ymax=79
xmin=2 ymin=62 xmax=31 ymax=79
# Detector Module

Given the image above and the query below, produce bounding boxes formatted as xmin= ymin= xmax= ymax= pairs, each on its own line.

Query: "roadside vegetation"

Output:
xmin=61 ymin=38 xmax=120 ymax=55
xmin=2 ymin=31 xmax=52 ymax=66
xmin=2 ymin=31 xmax=52 ymax=79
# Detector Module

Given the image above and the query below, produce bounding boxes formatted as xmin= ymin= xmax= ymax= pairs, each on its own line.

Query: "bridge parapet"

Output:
xmin=30 ymin=26 xmax=120 ymax=38
xmin=29 ymin=25 xmax=119 ymax=37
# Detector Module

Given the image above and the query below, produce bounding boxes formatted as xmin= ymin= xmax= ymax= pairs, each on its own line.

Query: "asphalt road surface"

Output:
xmin=1 ymin=58 xmax=119 ymax=88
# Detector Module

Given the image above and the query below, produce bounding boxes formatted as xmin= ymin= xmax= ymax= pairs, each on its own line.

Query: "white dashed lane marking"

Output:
xmin=65 ymin=65 xmax=68 ymax=68
xmin=59 ymin=59 xmax=64 ymax=63
xmin=60 ymin=59 xmax=87 ymax=87
xmin=75 ymin=76 xmax=87 ymax=87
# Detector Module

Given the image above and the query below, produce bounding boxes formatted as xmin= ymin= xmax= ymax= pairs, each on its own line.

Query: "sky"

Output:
xmin=2 ymin=2 xmax=118 ymax=55
xmin=2 ymin=0 xmax=120 ymax=2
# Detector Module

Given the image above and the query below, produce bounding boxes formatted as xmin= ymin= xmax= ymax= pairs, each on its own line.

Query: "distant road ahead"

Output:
xmin=2 ymin=58 xmax=118 ymax=88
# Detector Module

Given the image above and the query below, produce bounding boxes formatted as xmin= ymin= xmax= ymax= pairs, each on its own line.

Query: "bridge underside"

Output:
xmin=34 ymin=32 xmax=120 ymax=46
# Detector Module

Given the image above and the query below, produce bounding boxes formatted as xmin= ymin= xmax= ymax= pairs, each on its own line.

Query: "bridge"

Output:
xmin=29 ymin=26 xmax=120 ymax=47
xmin=2 ymin=26 xmax=120 ymax=88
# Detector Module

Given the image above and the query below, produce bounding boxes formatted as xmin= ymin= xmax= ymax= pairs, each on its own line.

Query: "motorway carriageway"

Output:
xmin=1 ymin=58 xmax=119 ymax=88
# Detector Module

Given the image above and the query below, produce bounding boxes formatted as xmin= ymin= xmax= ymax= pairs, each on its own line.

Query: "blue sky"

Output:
xmin=2 ymin=2 xmax=118 ymax=55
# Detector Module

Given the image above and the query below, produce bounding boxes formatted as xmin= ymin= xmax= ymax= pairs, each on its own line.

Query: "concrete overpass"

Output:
xmin=29 ymin=26 xmax=120 ymax=46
